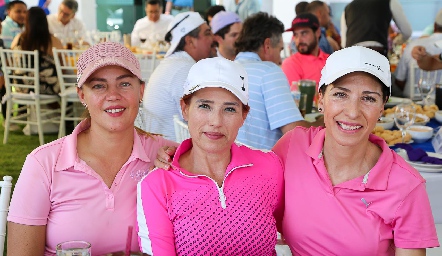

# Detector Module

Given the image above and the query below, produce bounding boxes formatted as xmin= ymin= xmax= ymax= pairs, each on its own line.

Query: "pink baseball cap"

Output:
xmin=210 ymin=11 xmax=241 ymax=34
xmin=76 ymin=42 xmax=142 ymax=88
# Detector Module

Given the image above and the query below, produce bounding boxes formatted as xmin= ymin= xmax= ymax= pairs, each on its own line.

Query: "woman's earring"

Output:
xmin=318 ymin=107 xmax=323 ymax=112
xmin=82 ymin=102 xmax=87 ymax=108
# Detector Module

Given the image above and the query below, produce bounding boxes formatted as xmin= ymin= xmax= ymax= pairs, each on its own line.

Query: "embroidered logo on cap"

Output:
xmin=240 ymin=76 xmax=245 ymax=91
xmin=364 ymin=62 xmax=384 ymax=72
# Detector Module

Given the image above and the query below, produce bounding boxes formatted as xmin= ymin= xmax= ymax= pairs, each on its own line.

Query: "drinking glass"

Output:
xmin=56 ymin=241 xmax=91 ymax=256
xmin=138 ymin=31 xmax=148 ymax=46
xmin=394 ymin=103 xmax=416 ymax=143
xmin=417 ymin=70 xmax=437 ymax=105
xmin=75 ymin=30 xmax=84 ymax=47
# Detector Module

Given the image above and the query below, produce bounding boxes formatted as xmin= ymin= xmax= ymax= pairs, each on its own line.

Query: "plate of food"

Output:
xmin=372 ymin=126 xmax=412 ymax=146
xmin=384 ymin=96 xmax=412 ymax=108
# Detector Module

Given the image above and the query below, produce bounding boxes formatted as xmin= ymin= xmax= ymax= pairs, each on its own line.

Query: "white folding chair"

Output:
xmin=0 ymin=48 xmax=60 ymax=145
xmin=53 ymin=48 xmax=85 ymax=138
xmin=173 ymin=115 xmax=190 ymax=143
xmin=0 ymin=176 xmax=13 ymax=254
xmin=135 ymin=52 xmax=158 ymax=83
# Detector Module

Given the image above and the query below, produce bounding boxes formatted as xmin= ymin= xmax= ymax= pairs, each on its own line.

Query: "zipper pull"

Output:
xmin=218 ymin=187 xmax=226 ymax=209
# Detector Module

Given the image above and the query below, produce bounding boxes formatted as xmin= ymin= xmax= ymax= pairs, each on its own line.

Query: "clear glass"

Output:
xmin=418 ymin=70 xmax=437 ymax=105
xmin=56 ymin=241 xmax=91 ymax=256
xmin=394 ymin=103 xmax=416 ymax=143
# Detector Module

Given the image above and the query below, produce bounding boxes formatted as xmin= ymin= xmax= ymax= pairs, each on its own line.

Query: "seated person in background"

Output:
xmin=7 ymin=42 xmax=178 ymax=255
xmin=137 ymin=57 xmax=284 ymax=255
xmin=234 ymin=12 xmax=323 ymax=150
xmin=224 ymin=0 xmax=260 ymax=22
xmin=282 ymin=13 xmax=329 ymax=90
xmin=305 ymin=1 xmax=338 ymax=54
xmin=211 ymin=11 xmax=242 ymax=61
xmin=11 ymin=6 xmax=63 ymax=96
xmin=141 ymin=12 xmax=216 ymax=141
xmin=47 ymin=0 xmax=89 ymax=46
xmin=1 ymin=0 xmax=26 ymax=49
xmin=131 ymin=0 xmax=173 ymax=47
xmin=395 ymin=9 xmax=442 ymax=98
xmin=412 ymin=45 xmax=442 ymax=71
xmin=204 ymin=4 xmax=225 ymax=24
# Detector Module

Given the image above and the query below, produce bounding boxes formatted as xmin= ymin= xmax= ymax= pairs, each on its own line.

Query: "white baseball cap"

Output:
xmin=164 ymin=12 xmax=205 ymax=58
xmin=319 ymin=46 xmax=391 ymax=95
xmin=183 ymin=57 xmax=249 ymax=105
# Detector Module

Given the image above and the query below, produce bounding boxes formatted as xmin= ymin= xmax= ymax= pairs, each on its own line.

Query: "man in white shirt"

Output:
xmin=211 ymin=11 xmax=242 ymax=61
xmin=47 ymin=0 xmax=88 ymax=45
xmin=395 ymin=9 xmax=442 ymax=98
xmin=141 ymin=12 xmax=216 ymax=141
xmin=131 ymin=0 xmax=173 ymax=47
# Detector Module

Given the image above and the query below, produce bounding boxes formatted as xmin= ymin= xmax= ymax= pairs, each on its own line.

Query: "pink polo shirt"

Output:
xmin=8 ymin=120 xmax=176 ymax=255
xmin=137 ymin=139 xmax=284 ymax=255
xmin=281 ymin=50 xmax=329 ymax=90
xmin=273 ymin=127 xmax=439 ymax=255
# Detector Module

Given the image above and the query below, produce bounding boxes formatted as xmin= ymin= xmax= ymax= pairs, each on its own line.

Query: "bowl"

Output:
xmin=435 ymin=110 xmax=442 ymax=123
xmin=376 ymin=117 xmax=394 ymax=130
xmin=408 ymin=125 xmax=434 ymax=143
xmin=413 ymin=113 xmax=430 ymax=126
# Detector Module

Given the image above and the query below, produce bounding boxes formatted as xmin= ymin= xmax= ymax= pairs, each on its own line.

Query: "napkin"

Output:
xmin=395 ymin=144 xmax=442 ymax=164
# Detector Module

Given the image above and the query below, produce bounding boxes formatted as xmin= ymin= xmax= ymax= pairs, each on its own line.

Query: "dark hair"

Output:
xmin=7 ymin=0 xmax=27 ymax=10
xmin=147 ymin=0 xmax=161 ymax=7
xmin=182 ymin=93 xmax=250 ymax=114
xmin=305 ymin=0 xmax=326 ymax=14
xmin=295 ymin=1 xmax=308 ymax=15
xmin=20 ymin=7 xmax=51 ymax=53
xmin=319 ymin=72 xmax=390 ymax=103
xmin=215 ymin=23 xmax=234 ymax=38
xmin=435 ymin=23 xmax=442 ymax=33
xmin=204 ymin=5 xmax=225 ymax=23
xmin=62 ymin=0 xmax=79 ymax=13
xmin=235 ymin=12 xmax=284 ymax=53
xmin=173 ymin=26 xmax=201 ymax=53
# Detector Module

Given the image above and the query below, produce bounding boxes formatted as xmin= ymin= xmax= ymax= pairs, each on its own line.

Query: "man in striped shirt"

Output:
xmin=234 ymin=12 xmax=323 ymax=150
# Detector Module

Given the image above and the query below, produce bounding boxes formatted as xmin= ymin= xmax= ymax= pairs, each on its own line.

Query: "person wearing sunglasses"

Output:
xmin=140 ymin=11 xmax=216 ymax=142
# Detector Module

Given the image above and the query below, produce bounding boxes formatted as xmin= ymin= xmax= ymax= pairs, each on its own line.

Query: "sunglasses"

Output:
xmin=165 ymin=14 xmax=190 ymax=42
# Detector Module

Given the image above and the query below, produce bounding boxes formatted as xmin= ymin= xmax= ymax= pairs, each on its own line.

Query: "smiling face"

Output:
xmin=181 ymin=87 xmax=247 ymax=153
xmin=77 ymin=65 xmax=144 ymax=133
xmin=318 ymin=72 xmax=385 ymax=147
xmin=8 ymin=3 xmax=27 ymax=26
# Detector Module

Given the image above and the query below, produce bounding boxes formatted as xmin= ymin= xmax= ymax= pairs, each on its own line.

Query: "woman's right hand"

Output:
xmin=154 ymin=146 xmax=177 ymax=170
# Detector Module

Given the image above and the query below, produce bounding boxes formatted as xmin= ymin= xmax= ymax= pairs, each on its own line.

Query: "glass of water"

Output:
xmin=394 ymin=103 xmax=416 ymax=143
xmin=56 ymin=241 xmax=91 ymax=256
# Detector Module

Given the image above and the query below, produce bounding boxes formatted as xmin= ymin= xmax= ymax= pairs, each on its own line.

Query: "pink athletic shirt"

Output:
xmin=281 ymin=50 xmax=329 ymax=91
xmin=8 ymin=121 xmax=176 ymax=255
xmin=273 ymin=127 xmax=439 ymax=255
xmin=137 ymin=139 xmax=284 ymax=255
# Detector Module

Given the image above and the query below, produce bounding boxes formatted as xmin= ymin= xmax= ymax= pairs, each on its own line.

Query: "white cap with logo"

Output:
xmin=183 ymin=57 xmax=249 ymax=105
xmin=164 ymin=12 xmax=205 ymax=58
xmin=319 ymin=46 xmax=391 ymax=95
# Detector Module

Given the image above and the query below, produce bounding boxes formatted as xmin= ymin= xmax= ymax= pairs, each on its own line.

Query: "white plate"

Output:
xmin=406 ymin=152 xmax=442 ymax=173
xmin=385 ymin=96 xmax=412 ymax=108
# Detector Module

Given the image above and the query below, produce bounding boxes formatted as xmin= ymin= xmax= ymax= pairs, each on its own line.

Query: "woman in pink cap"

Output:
xmin=137 ymin=57 xmax=284 ymax=255
xmin=7 ymin=42 xmax=177 ymax=255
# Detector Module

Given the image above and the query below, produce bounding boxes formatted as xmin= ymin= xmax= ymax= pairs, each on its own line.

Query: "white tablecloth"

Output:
xmin=421 ymin=172 xmax=442 ymax=224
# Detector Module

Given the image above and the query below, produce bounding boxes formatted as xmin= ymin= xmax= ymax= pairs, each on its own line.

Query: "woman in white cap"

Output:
xmin=156 ymin=46 xmax=439 ymax=254
xmin=137 ymin=57 xmax=284 ymax=255
xmin=7 ymin=42 xmax=177 ymax=255
xmin=273 ymin=46 xmax=439 ymax=255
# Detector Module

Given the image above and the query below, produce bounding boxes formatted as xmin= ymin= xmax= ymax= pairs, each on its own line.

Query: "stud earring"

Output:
xmin=82 ymin=102 xmax=87 ymax=108
xmin=318 ymin=107 xmax=323 ymax=112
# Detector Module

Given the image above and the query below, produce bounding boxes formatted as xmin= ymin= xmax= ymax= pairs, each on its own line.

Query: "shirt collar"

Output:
xmin=55 ymin=120 xmax=152 ymax=171
xmin=306 ymin=129 xmax=392 ymax=191
xmin=167 ymin=50 xmax=196 ymax=61
xmin=5 ymin=16 xmax=21 ymax=28
xmin=235 ymin=51 xmax=262 ymax=62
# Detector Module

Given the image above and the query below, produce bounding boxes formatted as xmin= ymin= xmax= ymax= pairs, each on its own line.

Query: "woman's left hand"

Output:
xmin=154 ymin=146 xmax=177 ymax=170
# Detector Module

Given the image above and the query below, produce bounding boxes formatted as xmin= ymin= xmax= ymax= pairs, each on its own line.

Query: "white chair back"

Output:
xmin=0 ymin=48 xmax=60 ymax=145
xmin=53 ymin=48 xmax=85 ymax=137
xmin=0 ymin=176 xmax=13 ymax=253
xmin=135 ymin=52 xmax=158 ymax=83
xmin=173 ymin=115 xmax=190 ymax=143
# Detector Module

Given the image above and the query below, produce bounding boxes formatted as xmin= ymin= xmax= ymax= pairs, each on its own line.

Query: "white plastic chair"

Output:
xmin=135 ymin=52 xmax=158 ymax=83
xmin=173 ymin=115 xmax=190 ymax=143
xmin=0 ymin=176 xmax=13 ymax=253
xmin=0 ymin=48 xmax=60 ymax=145
xmin=53 ymin=48 xmax=85 ymax=138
